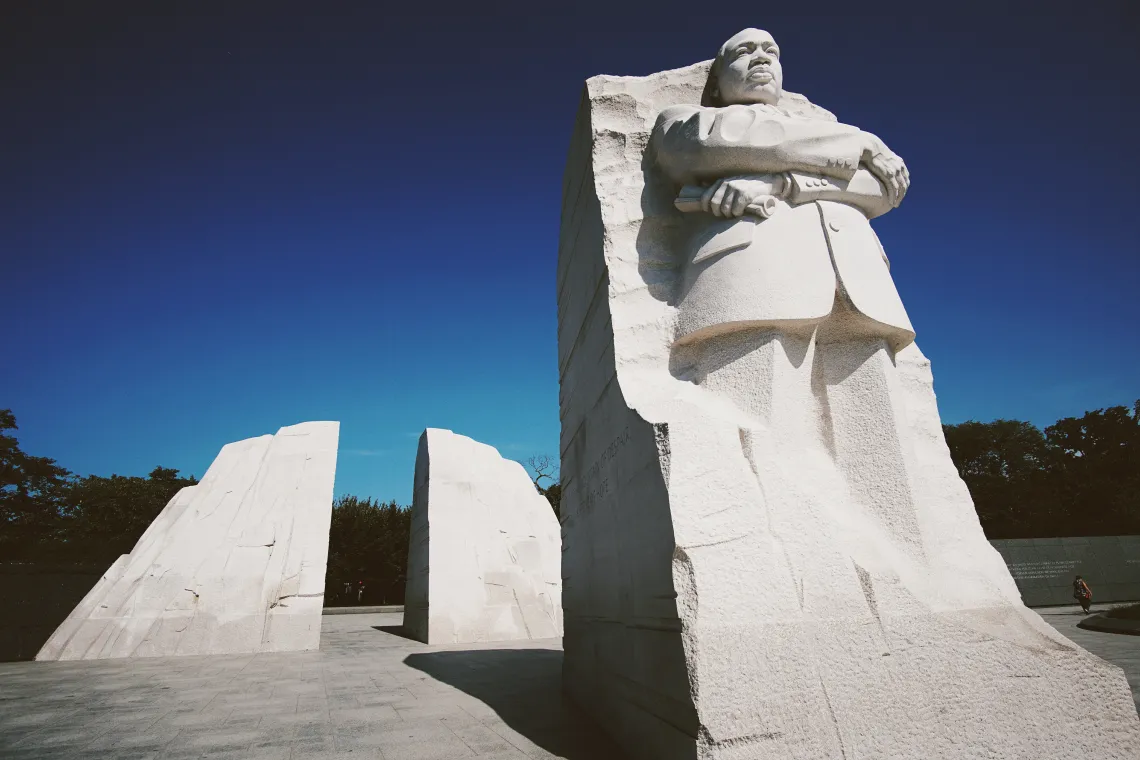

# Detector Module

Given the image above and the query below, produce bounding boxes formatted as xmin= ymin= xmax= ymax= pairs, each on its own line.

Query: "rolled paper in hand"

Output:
xmin=674 ymin=185 xmax=780 ymax=219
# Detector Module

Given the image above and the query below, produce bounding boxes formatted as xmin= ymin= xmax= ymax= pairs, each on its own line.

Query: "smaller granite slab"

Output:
xmin=404 ymin=428 xmax=562 ymax=644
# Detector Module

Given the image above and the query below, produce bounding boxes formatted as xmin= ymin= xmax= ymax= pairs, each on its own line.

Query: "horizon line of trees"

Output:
xmin=942 ymin=400 xmax=1139 ymax=539
xmin=3 ymin=401 xmax=1136 ymax=579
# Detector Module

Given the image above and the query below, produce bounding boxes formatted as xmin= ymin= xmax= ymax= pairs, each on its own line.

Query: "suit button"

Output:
xmin=829 ymin=219 xmax=841 ymax=232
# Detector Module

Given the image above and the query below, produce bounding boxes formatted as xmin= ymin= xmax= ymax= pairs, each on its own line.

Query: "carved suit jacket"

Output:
xmin=653 ymin=103 xmax=915 ymax=351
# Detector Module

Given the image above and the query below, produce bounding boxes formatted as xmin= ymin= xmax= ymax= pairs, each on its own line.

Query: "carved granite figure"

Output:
xmin=656 ymin=27 xmax=926 ymax=553
xmin=658 ymin=27 xmax=911 ymax=350
xmin=557 ymin=26 xmax=1140 ymax=760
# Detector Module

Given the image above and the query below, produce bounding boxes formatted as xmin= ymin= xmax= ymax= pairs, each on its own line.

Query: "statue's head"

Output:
xmin=702 ymin=28 xmax=783 ymax=107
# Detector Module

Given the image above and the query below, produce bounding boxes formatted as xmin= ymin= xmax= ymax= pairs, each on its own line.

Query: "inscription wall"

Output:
xmin=989 ymin=536 xmax=1140 ymax=607
xmin=580 ymin=426 xmax=630 ymax=514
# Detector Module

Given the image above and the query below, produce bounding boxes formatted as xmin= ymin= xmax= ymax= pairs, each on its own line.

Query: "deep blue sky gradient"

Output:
xmin=3 ymin=1 xmax=1138 ymax=503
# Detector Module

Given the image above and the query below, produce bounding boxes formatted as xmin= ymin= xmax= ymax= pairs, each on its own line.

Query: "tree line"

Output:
xmin=3 ymin=401 xmax=1136 ymax=597
xmin=942 ymin=400 xmax=1139 ymax=539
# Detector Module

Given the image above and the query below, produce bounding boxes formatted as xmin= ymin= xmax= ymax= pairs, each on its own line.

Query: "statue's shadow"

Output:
xmin=403 ymin=648 xmax=628 ymax=759
xmin=635 ymin=148 xmax=685 ymax=310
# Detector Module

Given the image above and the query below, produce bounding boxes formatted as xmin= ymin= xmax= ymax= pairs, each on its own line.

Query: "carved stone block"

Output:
xmin=36 ymin=421 xmax=339 ymax=660
xmin=558 ymin=40 xmax=1139 ymax=758
xmin=403 ymin=428 xmax=562 ymax=644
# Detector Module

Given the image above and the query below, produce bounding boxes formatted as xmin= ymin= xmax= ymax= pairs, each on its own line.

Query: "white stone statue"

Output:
xmin=557 ymin=26 xmax=1140 ymax=760
xmin=656 ymin=27 xmax=926 ymax=556
xmin=36 ymin=422 xmax=339 ymax=660
xmin=403 ymin=428 xmax=562 ymax=644
xmin=658 ymin=27 xmax=912 ymax=352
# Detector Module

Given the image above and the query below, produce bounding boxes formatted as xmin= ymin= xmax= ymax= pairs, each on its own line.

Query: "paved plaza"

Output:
xmin=1 ymin=607 xmax=1137 ymax=759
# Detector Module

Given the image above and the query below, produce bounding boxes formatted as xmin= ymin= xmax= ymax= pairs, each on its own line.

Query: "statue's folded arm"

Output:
xmin=653 ymin=104 xmax=867 ymax=186
xmin=786 ymin=169 xmax=893 ymax=219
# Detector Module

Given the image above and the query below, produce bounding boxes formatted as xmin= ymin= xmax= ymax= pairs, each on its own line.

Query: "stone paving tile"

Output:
xmin=156 ymin=710 xmax=234 ymax=729
xmin=85 ymin=725 xmax=183 ymax=752
xmin=223 ymin=714 xmax=263 ymax=729
xmin=290 ymin=724 xmax=336 ymax=744
xmin=203 ymin=745 xmax=292 ymax=759
xmin=484 ymin=722 xmax=559 ymax=758
xmin=164 ymin=727 xmax=265 ymax=751
xmin=296 ymin=695 xmax=333 ymax=713
xmin=0 ymin=749 xmax=83 ymax=760
xmin=446 ymin=720 xmax=527 ymax=756
xmin=393 ymin=700 xmax=485 ymax=724
xmin=291 ymin=749 xmax=381 ymax=760
xmin=11 ymin=725 xmax=108 ymax=749
xmin=288 ymin=737 xmax=341 ymax=756
xmin=364 ymin=720 xmax=477 ymax=758
xmin=329 ymin=705 xmax=402 ymax=725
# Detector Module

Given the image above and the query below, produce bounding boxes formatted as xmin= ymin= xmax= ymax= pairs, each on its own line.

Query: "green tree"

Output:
xmin=942 ymin=419 xmax=1058 ymax=537
xmin=1044 ymin=401 xmax=1140 ymax=535
xmin=0 ymin=409 xmax=72 ymax=558
xmin=57 ymin=466 xmax=198 ymax=561
xmin=944 ymin=400 xmax=1140 ymax=538
xmin=540 ymin=482 xmax=562 ymax=519
xmin=325 ymin=496 xmax=411 ymax=605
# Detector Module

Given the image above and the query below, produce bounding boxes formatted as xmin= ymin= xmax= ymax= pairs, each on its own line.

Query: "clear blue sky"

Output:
xmin=2 ymin=1 xmax=1137 ymax=504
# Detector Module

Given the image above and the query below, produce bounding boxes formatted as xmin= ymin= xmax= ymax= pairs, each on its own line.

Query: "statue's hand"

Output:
xmin=863 ymin=135 xmax=910 ymax=207
xmin=701 ymin=175 xmax=785 ymax=218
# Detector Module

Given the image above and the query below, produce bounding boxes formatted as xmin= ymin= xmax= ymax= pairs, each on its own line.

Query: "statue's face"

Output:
xmin=715 ymin=28 xmax=783 ymax=106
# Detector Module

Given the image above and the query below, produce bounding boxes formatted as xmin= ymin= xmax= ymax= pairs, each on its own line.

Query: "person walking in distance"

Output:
xmin=1073 ymin=575 xmax=1093 ymax=614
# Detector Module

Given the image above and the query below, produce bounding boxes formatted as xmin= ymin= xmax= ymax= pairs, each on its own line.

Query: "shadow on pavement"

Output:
xmin=404 ymin=648 xmax=628 ymax=760
xmin=371 ymin=625 xmax=422 ymax=642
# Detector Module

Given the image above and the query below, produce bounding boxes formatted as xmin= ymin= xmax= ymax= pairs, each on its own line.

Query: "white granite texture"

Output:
xmin=404 ymin=428 xmax=562 ymax=645
xmin=557 ymin=30 xmax=1140 ymax=760
xmin=36 ymin=421 xmax=339 ymax=660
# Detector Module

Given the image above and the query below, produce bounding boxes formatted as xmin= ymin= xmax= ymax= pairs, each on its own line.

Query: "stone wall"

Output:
xmin=989 ymin=536 xmax=1140 ymax=607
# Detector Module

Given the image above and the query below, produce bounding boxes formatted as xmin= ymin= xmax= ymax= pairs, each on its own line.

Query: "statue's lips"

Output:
xmin=747 ymin=70 xmax=773 ymax=83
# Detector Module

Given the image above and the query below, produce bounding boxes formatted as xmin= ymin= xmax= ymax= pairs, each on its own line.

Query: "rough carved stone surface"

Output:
xmin=404 ymin=428 xmax=562 ymax=645
xmin=557 ymin=36 xmax=1140 ymax=760
xmin=36 ymin=422 xmax=339 ymax=660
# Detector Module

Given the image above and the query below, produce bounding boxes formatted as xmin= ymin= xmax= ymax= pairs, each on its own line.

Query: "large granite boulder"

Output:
xmin=37 ymin=421 xmax=339 ymax=660
xmin=403 ymin=428 xmax=562 ymax=644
